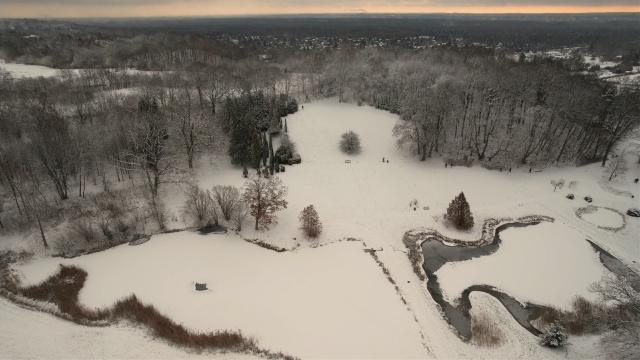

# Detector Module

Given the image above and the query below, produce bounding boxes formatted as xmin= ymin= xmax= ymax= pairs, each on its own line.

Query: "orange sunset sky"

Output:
xmin=0 ymin=1 xmax=638 ymax=18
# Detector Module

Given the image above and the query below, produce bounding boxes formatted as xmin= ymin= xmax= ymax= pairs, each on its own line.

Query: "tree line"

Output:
xmin=318 ymin=46 xmax=640 ymax=167
xmin=0 ymin=37 xmax=638 ymax=251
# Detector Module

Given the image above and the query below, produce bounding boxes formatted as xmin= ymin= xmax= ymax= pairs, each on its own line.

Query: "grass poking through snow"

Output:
xmin=3 ymin=263 xmax=297 ymax=359
xmin=470 ymin=310 xmax=505 ymax=348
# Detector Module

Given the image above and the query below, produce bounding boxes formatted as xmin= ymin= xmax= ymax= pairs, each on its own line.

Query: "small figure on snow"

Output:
xmin=500 ymin=167 xmax=503 ymax=172
xmin=386 ymin=160 xmax=389 ymax=163
xmin=529 ymin=168 xmax=532 ymax=173
xmin=509 ymin=167 xmax=512 ymax=173
xmin=383 ymin=157 xmax=385 ymax=162
xmin=445 ymin=163 xmax=448 ymax=168
xmin=302 ymin=105 xmax=304 ymax=110
xmin=635 ymin=178 xmax=639 ymax=183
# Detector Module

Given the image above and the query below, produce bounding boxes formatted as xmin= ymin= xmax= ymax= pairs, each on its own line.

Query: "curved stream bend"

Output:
xmin=415 ymin=216 xmax=638 ymax=340
xmin=420 ymin=220 xmax=549 ymax=340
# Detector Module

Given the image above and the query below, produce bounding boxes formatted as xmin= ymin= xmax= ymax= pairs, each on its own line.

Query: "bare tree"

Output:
xmin=129 ymin=96 xmax=173 ymax=196
xmin=551 ymin=179 xmax=565 ymax=192
xmin=28 ymin=107 xmax=76 ymax=201
xmin=148 ymin=196 xmax=170 ymax=231
xmin=233 ymin=200 xmax=251 ymax=231
xmin=590 ymin=273 xmax=640 ymax=360
xmin=242 ymin=175 xmax=288 ymax=231
xmin=598 ymin=88 xmax=640 ymax=167
xmin=182 ymin=184 xmax=214 ymax=227
xmin=212 ymin=185 xmax=240 ymax=221
xmin=605 ymin=150 xmax=628 ymax=181
xmin=171 ymin=88 xmax=207 ymax=169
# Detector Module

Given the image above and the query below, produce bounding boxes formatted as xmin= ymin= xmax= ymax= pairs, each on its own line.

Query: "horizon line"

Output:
xmin=2 ymin=11 xmax=639 ymax=21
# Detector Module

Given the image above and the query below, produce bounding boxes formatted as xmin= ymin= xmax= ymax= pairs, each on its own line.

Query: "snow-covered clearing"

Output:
xmin=0 ymin=61 xmax=66 ymax=78
xmin=436 ymin=222 xmax=608 ymax=310
xmin=0 ymin=297 xmax=259 ymax=360
xmin=579 ymin=207 xmax=625 ymax=229
xmin=14 ymin=233 xmax=426 ymax=359
xmin=5 ymin=98 xmax=640 ymax=359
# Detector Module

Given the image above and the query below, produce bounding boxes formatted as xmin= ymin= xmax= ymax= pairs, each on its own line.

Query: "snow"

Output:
xmin=13 ymin=233 xmax=427 ymax=359
xmin=0 ymin=297 xmax=259 ymax=360
xmin=579 ymin=208 xmax=625 ymax=229
xmin=436 ymin=222 xmax=608 ymax=310
xmin=467 ymin=292 xmax=602 ymax=359
xmin=6 ymin=97 xmax=639 ymax=359
xmin=0 ymin=62 xmax=66 ymax=78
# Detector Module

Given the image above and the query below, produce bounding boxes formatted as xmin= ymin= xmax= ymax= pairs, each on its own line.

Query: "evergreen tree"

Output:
xmin=539 ymin=321 xmax=569 ymax=348
xmin=228 ymin=116 xmax=251 ymax=166
xmin=299 ymin=205 xmax=322 ymax=239
xmin=445 ymin=192 xmax=474 ymax=230
xmin=251 ymin=128 xmax=262 ymax=170
xmin=339 ymin=131 xmax=361 ymax=154
xmin=262 ymin=132 xmax=269 ymax=166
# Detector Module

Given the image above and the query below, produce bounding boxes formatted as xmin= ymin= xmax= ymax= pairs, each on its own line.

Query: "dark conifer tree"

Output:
xmin=262 ymin=132 xmax=269 ymax=166
xmin=228 ymin=116 xmax=251 ymax=166
xmin=445 ymin=192 xmax=474 ymax=230
xmin=251 ymin=128 xmax=262 ymax=170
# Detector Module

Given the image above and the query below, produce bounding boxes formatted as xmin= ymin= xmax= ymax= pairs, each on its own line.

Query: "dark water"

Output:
xmin=420 ymin=222 xmax=636 ymax=340
xmin=586 ymin=240 xmax=640 ymax=291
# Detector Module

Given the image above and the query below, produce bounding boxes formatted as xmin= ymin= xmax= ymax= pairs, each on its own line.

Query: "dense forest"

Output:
xmin=0 ymin=16 xmax=639 ymax=253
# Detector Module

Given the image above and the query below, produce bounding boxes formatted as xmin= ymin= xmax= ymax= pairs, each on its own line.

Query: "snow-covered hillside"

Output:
xmin=5 ymin=98 xmax=639 ymax=359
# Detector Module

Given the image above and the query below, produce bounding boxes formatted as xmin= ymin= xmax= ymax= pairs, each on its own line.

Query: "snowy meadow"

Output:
xmin=4 ymin=98 xmax=639 ymax=359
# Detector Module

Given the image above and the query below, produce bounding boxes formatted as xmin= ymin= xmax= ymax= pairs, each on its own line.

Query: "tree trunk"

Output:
xmin=35 ymin=212 xmax=48 ymax=249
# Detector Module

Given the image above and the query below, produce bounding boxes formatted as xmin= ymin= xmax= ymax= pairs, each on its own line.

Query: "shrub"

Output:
xmin=540 ymin=321 xmax=569 ymax=348
xmin=70 ymin=219 xmax=96 ymax=243
xmin=275 ymin=133 xmax=299 ymax=165
xmin=339 ymin=131 xmax=361 ymax=154
xmin=288 ymin=153 xmax=301 ymax=165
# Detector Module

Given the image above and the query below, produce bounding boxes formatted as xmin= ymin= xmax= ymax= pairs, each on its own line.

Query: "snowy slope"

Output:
xmin=7 ymin=98 xmax=638 ymax=359
xmin=14 ymin=233 xmax=427 ymax=359
xmin=0 ymin=297 xmax=260 ymax=360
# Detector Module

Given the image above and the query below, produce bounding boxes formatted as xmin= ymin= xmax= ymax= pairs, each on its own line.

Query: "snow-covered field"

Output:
xmin=0 ymin=297 xmax=260 ymax=360
xmin=14 ymin=234 xmax=426 ymax=359
xmin=436 ymin=222 xmax=607 ymax=310
xmin=5 ymin=98 xmax=640 ymax=359
xmin=0 ymin=61 xmax=64 ymax=78
xmin=579 ymin=207 xmax=625 ymax=229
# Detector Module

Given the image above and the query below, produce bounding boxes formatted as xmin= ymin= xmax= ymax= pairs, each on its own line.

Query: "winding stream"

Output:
xmin=420 ymin=221 xmax=637 ymax=340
